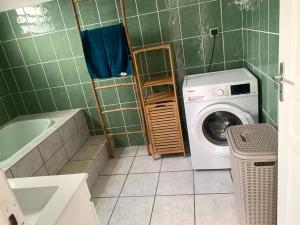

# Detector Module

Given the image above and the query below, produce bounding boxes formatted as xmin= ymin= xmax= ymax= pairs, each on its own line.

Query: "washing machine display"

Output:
xmin=183 ymin=69 xmax=259 ymax=170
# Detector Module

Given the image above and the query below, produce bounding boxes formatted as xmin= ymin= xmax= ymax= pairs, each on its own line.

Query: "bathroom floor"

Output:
xmin=91 ymin=146 xmax=240 ymax=225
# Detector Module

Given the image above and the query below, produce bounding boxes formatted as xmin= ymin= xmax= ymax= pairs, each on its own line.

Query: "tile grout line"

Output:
xmin=0 ymin=70 xmax=18 ymax=120
xmin=68 ymin=0 xmax=102 ymax=133
xmin=177 ymin=0 xmax=187 ymax=70
xmin=0 ymin=41 xmax=29 ymax=115
xmin=56 ymin=0 xmax=96 ymax=132
xmin=93 ymin=192 xmax=235 ymax=199
xmin=219 ymin=0 xmax=227 ymax=70
xmin=241 ymin=8 xmax=245 ymax=68
xmin=262 ymin=108 xmax=277 ymax=126
xmin=198 ymin=0 xmax=206 ymax=72
xmin=24 ymin=8 xmax=58 ymax=112
xmin=155 ymin=0 xmax=169 ymax=82
xmin=35 ymin=3 xmax=74 ymax=111
xmin=105 ymin=146 xmax=138 ymax=225
xmin=113 ymin=78 xmax=131 ymax=146
xmin=148 ymin=153 xmax=163 ymax=225
xmin=5 ymin=11 xmax=44 ymax=113
xmin=93 ymin=0 xmax=102 ymax=25
xmin=0 ymin=97 xmax=11 ymax=121
xmin=133 ymin=0 xmax=152 ymax=94
xmin=243 ymin=28 xmax=279 ymax=36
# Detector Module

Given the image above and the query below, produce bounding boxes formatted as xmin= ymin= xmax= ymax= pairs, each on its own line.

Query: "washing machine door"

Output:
xmin=194 ymin=103 xmax=254 ymax=147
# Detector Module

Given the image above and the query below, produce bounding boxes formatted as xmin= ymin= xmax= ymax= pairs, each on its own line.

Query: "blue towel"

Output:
xmin=81 ymin=24 xmax=132 ymax=79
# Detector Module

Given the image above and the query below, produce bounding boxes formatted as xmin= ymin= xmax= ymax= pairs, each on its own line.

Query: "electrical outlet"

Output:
xmin=210 ymin=28 xmax=219 ymax=37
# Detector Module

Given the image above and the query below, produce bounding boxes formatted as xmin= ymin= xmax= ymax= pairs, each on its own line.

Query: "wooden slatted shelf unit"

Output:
xmin=71 ymin=0 xmax=150 ymax=157
xmin=133 ymin=44 xmax=185 ymax=156
xmin=142 ymin=76 xmax=173 ymax=88
xmin=144 ymin=92 xmax=175 ymax=105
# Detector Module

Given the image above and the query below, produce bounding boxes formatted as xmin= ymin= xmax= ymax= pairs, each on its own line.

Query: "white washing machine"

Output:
xmin=183 ymin=69 xmax=258 ymax=170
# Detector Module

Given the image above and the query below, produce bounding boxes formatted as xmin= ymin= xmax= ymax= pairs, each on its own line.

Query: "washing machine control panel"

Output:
xmin=184 ymin=87 xmax=210 ymax=102
xmin=211 ymin=86 xmax=230 ymax=98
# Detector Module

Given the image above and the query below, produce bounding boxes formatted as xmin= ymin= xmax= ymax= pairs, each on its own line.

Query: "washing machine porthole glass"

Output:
xmin=202 ymin=111 xmax=242 ymax=146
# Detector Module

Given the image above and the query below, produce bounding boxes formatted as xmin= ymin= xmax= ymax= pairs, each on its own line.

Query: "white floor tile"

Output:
xmin=121 ymin=173 xmax=159 ymax=197
xmin=93 ymin=198 xmax=118 ymax=225
xmin=113 ymin=146 xmax=138 ymax=157
xmin=194 ymin=170 xmax=234 ymax=194
xmin=161 ymin=156 xmax=193 ymax=172
xmin=195 ymin=194 xmax=239 ymax=225
xmin=130 ymin=156 xmax=161 ymax=173
xmin=136 ymin=145 xmax=149 ymax=156
xmin=109 ymin=197 xmax=154 ymax=225
xmin=92 ymin=175 xmax=126 ymax=197
xmin=150 ymin=195 xmax=194 ymax=225
xmin=101 ymin=157 xmax=134 ymax=175
xmin=157 ymin=171 xmax=194 ymax=195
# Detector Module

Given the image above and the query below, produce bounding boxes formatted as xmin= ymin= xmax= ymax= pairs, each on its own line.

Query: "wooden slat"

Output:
xmin=155 ymin=144 xmax=180 ymax=149
xmin=142 ymin=76 xmax=173 ymax=88
xmin=72 ymin=0 xmax=88 ymax=2
xmin=151 ymin=130 xmax=178 ymax=135
xmin=154 ymin=139 xmax=180 ymax=144
xmin=155 ymin=144 xmax=180 ymax=148
xmin=149 ymin=115 xmax=176 ymax=121
xmin=153 ymin=134 xmax=179 ymax=139
xmin=108 ymin=130 xmax=144 ymax=136
xmin=152 ymin=149 xmax=184 ymax=155
xmin=102 ymin=107 xmax=140 ymax=114
xmin=152 ymin=128 xmax=177 ymax=133
xmin=152 ymin=124 xmax=177 ymax=130
xmin=152 ymin=121 xmax=177 ymax=127
xmin=150 ymin=119 xmax=176 ymax=124
xmin=156 ymin=145 xmax=181 ymax=150
xmin=150 ymin=116 xmax=175 ymax=120
xmin=148 ymin=108 xmax=175 ymax=113
xmin=150 ymin=112 xmax=176 ymax=118
xmin=133 ymin=44 xmax=171 ymax=54
xmin=144 ymin=92 xmax=175 ymax=104
xmin=94 ymin=82 xmax=134 ymax=90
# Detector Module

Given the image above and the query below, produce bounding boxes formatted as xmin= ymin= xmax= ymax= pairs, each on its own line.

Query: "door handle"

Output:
xmin=272 ymin=75 xmax=294 ymax=86
xmin=271 ymin=62 xmax=294 ymax=102
xmin=272 ymin=62 xmax=295 ymax=85
xmin=272 ymin=75 xmax=283 ymax=84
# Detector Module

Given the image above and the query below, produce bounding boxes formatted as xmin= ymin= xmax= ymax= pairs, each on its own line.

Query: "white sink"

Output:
xmin=9 ymin=174 xmax=87 ymax=225
xmin=13 ymin=187 xmax=58 ymax=225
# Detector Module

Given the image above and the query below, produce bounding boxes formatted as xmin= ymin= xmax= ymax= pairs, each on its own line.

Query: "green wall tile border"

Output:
xmin=242 ymin=0 xmax=279 ymax=126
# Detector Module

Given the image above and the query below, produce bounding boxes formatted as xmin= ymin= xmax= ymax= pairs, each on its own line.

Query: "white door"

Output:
xmin=277 ymin=0 xmax=300 ymax=224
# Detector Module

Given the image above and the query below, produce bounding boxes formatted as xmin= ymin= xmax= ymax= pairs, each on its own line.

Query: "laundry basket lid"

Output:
xmin=226 ymin=124 xmax=278 ymax=159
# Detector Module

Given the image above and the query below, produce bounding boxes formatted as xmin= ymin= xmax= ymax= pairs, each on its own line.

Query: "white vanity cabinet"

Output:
xmin=6 ymin=173 xmax=99 ymax=225
xmin=55 ymin=181 xmax=99 ymax=225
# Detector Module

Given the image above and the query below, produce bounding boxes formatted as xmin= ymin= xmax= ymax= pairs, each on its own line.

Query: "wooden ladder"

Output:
xmin=71 ymin=0 xmax=150 ymax=157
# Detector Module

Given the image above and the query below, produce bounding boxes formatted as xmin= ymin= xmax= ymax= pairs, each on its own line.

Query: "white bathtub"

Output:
xmin=0 ymin=119 xmax=53 ymax=169
xmin=1 ymin=109 xmax=90 ymax=178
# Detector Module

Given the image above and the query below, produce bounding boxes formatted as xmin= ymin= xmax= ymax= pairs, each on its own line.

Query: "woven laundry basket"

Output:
xmin=226 ymin=124 xmax=278 ymax=225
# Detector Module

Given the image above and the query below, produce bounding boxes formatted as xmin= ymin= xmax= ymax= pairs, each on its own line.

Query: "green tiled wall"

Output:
xmin=0 ymin=0 xmax=245 ymax=146
xmin=242 ymin=0 xmax=280 ymax=125
xmin=0 ymin=70 xmax=19 ymax=126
